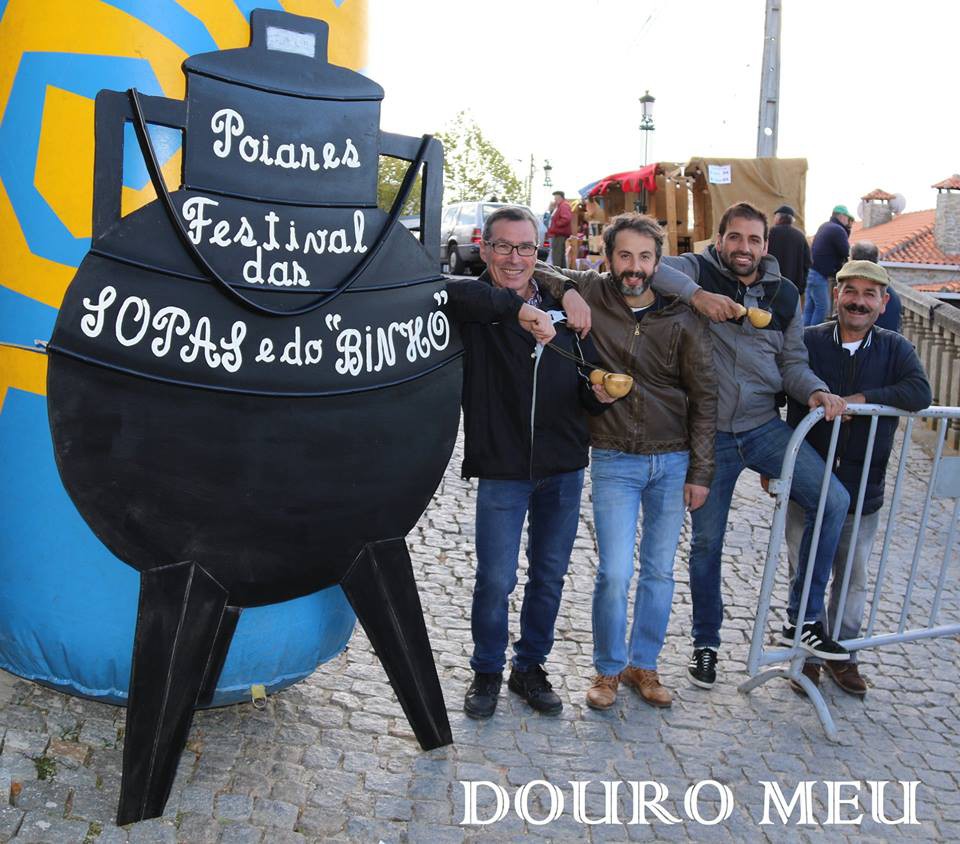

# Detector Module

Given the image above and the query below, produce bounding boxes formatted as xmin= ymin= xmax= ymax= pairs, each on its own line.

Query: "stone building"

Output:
xmin=849 ymin=175 xmax=960 ymax=289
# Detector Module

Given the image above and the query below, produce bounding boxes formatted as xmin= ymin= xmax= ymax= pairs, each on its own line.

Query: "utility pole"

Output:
xmin=756 ymin=0 xmax=781 ymax=157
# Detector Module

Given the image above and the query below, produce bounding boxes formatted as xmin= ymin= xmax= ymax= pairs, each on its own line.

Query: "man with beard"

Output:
xmin=785 ymin=260 xmax=930 ymax=697
xmin=534 ymin=213 xmax=717 ymax=709
xmin=807 ymin=205 xmax=854 ymax=326
xmin=613 ymin=202 xmax=854 ymax=690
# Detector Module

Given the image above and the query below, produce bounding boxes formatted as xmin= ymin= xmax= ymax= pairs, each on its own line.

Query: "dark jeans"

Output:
xmin=688 ymin=417 xmax=850 ymax=649
xmin=550 ymin=235 xmax=567 ymax=268
xmin=470 ymin=470 xmax=584 ymax=673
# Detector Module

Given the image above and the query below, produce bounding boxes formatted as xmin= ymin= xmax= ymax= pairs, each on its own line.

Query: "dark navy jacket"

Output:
xmin=811 ymin=217 xmax=850 ymax=278
xmin=444 ymin=276 xmax=605 ymax=481
xmin=874 ymin=284 xmax=902 ymax=332
xmin=787 ymin=322 xmax=931 ymax=514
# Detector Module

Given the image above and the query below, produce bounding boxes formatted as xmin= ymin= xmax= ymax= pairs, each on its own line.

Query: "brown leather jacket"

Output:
xmin=535 ymin=266 xmax=717 ymax=487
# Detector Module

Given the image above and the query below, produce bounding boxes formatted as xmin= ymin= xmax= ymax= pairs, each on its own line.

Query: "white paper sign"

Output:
xmin=708 ymin=164 xmax=732 ymax=185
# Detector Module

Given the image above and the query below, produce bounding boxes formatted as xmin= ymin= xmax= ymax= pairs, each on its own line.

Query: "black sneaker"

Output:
xmin=780 ymin=621 xmax=850 ymax=661
xmin=507 ymin=664 xmax=563 ymax=715
xmin=463 ymin=672 xmax=502 ymax=719
xmin=688 ymin=647 xmax=718 ymax=689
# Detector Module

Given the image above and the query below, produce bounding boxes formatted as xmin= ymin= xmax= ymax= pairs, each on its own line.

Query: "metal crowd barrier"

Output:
xmin=739 ymin=404 xmax=960 ymax=741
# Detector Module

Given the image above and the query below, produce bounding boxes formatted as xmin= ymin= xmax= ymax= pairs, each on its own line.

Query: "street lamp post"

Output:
xmin=526 ymin=154 xmax=534 ymax=206
xmin=639 ymin=90 xmax=655 ymax=167
xmin=543 ymin=159 xmax=553 ymax=189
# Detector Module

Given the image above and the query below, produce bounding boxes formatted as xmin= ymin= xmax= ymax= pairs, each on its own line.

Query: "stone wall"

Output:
xmin=895 ymin=280 xmax=960 ymax=448
xmin=884 ymin=265 xmax=960 ymax=287
xmin=861 ymin=202 xmax=892 ymax=229
xmin=934 ymin=191 xmax=960 ymax=254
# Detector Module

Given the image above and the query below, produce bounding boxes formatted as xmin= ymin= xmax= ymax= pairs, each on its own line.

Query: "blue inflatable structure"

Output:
xmin=0 ymin=382 xmax=356 ymax=706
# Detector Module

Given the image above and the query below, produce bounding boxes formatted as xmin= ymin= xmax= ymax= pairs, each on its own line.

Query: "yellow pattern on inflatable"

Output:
xmin=0 ymin=0 xmax=368 ymax=402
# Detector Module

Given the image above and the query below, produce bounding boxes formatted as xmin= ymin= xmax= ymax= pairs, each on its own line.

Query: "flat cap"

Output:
xmin=836 ymin=259 xmax=890 ymax=286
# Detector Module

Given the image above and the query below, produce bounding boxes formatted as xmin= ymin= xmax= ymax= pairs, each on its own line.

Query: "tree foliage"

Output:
xmin=436 ymin=112 xmax=524 ymax=204
xmin=377 ymin=155 xmax=422 ymax=215
xmin=376 ymin=111 xmax=523 ymax=215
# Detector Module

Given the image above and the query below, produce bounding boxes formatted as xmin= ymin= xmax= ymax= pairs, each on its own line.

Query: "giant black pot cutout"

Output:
xmin=45 ymin=9 xmax=461 ymax=825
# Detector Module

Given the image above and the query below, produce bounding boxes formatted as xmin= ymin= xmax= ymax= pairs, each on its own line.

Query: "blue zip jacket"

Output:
xmin=786 ymin=322 xmax=931 ymax=513
xmin=811 ymin=217 xmax=850 ymax=278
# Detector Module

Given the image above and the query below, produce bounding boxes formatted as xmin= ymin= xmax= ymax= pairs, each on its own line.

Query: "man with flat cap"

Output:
xmin=767 ymin=205 xmax=811 ymax=297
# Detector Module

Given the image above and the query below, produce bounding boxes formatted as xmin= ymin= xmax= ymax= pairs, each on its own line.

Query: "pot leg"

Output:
xmin=197 ymin=606 xmax=242 ymax=708
xmin=341 ymin=538 xmax=452 ymax=750
xmin=117 ymin=561 xmax=230 ymax=826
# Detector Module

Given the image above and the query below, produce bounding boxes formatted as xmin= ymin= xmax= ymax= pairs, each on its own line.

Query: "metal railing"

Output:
xmin=739 ymin=404 xmax=960 ymax=740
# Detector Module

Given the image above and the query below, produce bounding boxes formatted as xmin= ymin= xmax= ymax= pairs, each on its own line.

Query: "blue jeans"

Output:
xmin=591 ymin=450 xmax=689 ymax=674
xmin=470 ymin=470 xmax=584 ymax=673
xmin=803 ymin=268 xmax=830 ymax=326
xmin=688 ymin=417 xmax=850 ymax=649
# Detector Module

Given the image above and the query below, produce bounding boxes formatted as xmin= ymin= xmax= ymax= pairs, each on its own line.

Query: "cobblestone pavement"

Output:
xmin=2 ymin=426 xmax=958 ymax=843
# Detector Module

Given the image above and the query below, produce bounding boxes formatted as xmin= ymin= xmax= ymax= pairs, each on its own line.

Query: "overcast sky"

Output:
xmin=368 ymin=0 xmax=959 ymax=230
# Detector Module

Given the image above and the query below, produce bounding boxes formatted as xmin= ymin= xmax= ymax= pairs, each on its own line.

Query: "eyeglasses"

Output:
xmin=485 ymin=240 xmax=538 ymax=257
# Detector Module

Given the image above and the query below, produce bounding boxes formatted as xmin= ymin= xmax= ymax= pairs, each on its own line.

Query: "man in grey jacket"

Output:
xmin=664 ymin=203 xmax=849 ymax=689
xmin=614 ymin=202 xmax=852 ymax=689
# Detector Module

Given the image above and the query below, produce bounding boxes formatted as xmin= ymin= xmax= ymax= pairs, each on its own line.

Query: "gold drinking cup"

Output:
xmin=590 ymin=369 xmax=633 ymax=398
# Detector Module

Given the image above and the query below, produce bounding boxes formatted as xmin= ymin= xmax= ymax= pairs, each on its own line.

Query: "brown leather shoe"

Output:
xmin=621 ymin=667 xmax=672 ymax=708
xmin=788 ymin=662 xmax=821 ymax=697
xmin=825 ymin=662 xmax=868 ymax=697
xmin=585 ymin=674 xmax=620 ymax=710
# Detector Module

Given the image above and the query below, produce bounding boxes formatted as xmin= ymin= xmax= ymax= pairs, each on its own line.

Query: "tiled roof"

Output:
xmin=932 ymin=175 xmax=960 ymax=190
xmin=914 ymin=279 xmax=960 ymax=292
xmin=850 ymin=209 xmax=933 ymax=254
xmin=861 ymin=188 xmax=895 ymax=201
xmin=849 ymin=209 xmax=960 ymax=265
xmin=884 ymin=227 xmax=960 ymax=265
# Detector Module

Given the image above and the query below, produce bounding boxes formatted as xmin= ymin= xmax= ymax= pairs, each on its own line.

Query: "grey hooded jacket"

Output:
xmin=651 ymin=249 xmax=827 ymax=433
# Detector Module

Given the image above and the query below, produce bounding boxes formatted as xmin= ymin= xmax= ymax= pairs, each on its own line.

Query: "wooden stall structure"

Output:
xmin=577 ymin=157 xmax=808 ymax=265
xmin=685 ymin=157 xmax=807 ymax=247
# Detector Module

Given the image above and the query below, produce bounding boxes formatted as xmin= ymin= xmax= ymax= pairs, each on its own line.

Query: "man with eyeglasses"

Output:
xmin=444 ymin=205 xmax=614 ymax=720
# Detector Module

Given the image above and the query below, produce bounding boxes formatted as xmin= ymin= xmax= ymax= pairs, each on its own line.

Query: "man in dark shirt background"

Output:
xmin=808 ymin=205 xmax=853 ymax=326
xmin=767 ymin=205 xmax=811 ymax=297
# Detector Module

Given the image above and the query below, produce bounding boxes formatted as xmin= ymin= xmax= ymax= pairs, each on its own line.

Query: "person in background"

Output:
xmin=785 ymin=260 xmax=930 ymax=697
xmin=807 ymin=205 xmax=854 ymax=326
xmin=850 ymin=241 xmax=902 ymax=332
xmin=766 ymin=204 xmax=811 ymax=297
xmin=547 ymin=190 xmax=573 ymax=268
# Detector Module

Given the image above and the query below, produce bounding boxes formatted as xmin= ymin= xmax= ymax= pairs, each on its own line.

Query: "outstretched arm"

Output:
xmin=655 ymin=256 xmax=741 ymax=322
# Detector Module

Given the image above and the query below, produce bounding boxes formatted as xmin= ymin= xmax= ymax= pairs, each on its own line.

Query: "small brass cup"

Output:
xmin=734 ymin=303 xmax=773 ymax=328
xmin=590 ymin=369 xmax=634 ymax=398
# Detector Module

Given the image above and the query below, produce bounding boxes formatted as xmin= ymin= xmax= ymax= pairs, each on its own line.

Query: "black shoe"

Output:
xmin=507 ymin=665 xmax=563 ymax=715
xmin=780 ymin=621 xmax=850 ymax=661
xmin=463 ymin=671 xmax=502 ymax=719
xmin=688 ymin=647 xmax=718 ymax=689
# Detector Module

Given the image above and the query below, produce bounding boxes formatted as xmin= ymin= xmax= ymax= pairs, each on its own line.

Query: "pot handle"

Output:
xmin=92 ymin=89 xmax=186 ymax=241
xmin=380 ymin=130 xmax=443 ymax=267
